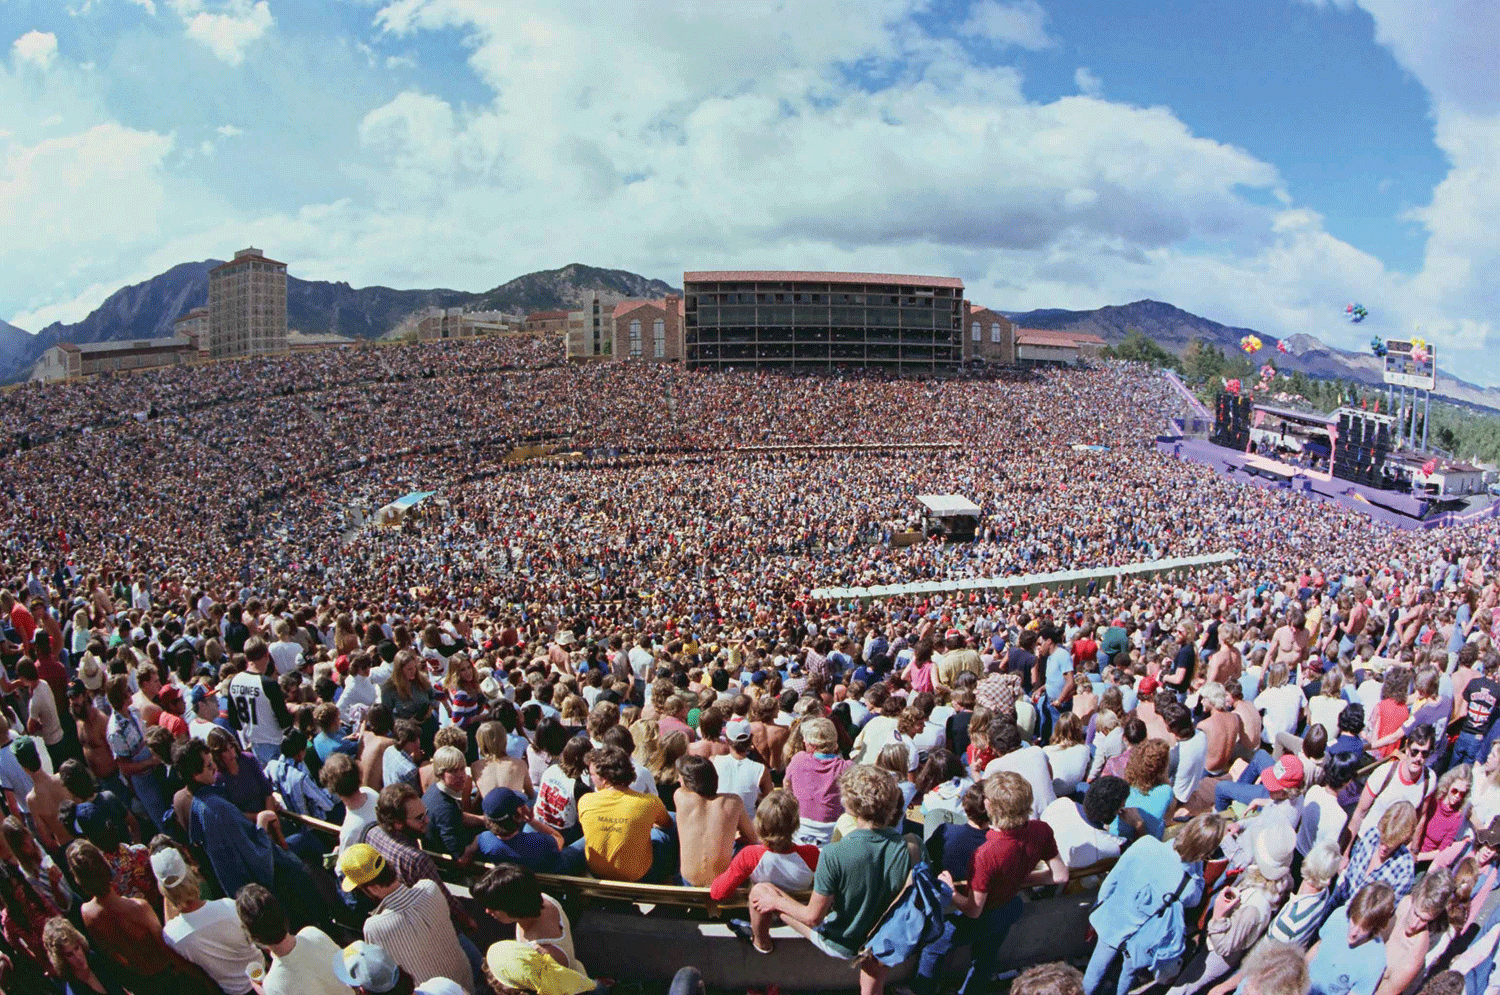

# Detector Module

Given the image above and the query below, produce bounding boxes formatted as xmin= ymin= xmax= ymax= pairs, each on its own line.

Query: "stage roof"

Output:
xmin=918 ymin=494 xmax=981 ymax=517
xmin=1251 ymin=404 xmax=1337 ymax=427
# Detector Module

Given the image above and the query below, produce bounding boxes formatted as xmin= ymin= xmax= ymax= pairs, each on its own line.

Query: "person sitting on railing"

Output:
xmin=472 ymin=863 xmax=589 ymax=976
xmin=748 ymin=765 xmax=913 ymax=995
xmin=924 ymin=772 xmax=1069 ymax=995
xmin=675 ymin=756 xmax=759 ymax=887
xmin=573 ymin=744 xmax=675 ymax=883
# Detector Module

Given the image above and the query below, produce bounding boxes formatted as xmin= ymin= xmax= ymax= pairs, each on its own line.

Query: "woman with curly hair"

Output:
xmin=1111 ymin=738 xmax=1173 ymax=840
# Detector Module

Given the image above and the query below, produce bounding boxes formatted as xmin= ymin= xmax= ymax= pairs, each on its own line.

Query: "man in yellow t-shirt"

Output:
xmin=576 ymin=745 xmax=674 ymax=882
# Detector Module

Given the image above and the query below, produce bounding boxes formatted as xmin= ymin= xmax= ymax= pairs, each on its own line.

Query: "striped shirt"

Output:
xmin=365 ymin=825 xmax=468 ymax=927
xmin=1265 ymin=888 xmax=1335 ymax=947
xmin=364 ymin=880 xmax=474 ymax=994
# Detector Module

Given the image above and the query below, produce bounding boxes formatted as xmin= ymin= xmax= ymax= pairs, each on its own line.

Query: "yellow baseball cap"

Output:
xmin=337 ymin=843 xmax=386 ymax=891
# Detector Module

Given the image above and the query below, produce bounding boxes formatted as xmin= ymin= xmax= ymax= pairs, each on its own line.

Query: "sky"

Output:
xmin=2 ymin=0 xmax=1497 ymax=380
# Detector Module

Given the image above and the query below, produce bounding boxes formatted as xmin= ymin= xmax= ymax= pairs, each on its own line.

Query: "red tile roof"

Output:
xmin=1016 ymin=328 xmax=1107 ymax=347
xmin=612 ymin=300 xmax=657 ymax=319
xmin=684 ymin=270 xmax=964 ymax=290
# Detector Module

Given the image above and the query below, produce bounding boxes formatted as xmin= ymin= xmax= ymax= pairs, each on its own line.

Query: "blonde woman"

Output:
xmin=629 ymin=719 xmax=662 ymax=769
xmin=649 ymin=730 xmax=689 ymax=808
xmin=380 ymin=648 xmax=434 ymax=726
xmin=333 ymin=613 xmax=360 ymax=656
xmin=474 ymin=721 xmax=532 ymax=798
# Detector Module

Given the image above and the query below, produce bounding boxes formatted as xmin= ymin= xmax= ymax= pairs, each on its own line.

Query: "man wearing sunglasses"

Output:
xmin=1344 ymin=725 xmax=1437 ymax=856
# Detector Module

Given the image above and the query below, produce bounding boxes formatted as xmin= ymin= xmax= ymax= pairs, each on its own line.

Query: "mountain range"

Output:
xmin=0 ymin=262 xmax=678 ymax=382
xmin=4 ymin=265 xmax=1496 ymax=411
xmin=1005 ymin=299 xmax=1500 ymax=411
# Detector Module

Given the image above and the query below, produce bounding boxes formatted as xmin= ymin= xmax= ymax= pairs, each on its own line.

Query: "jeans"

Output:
xmin=1214 ymin=750 xmax=1273 ymax=811
xmin=1452 ymin=731 xmax=1488 ymax=770
xmin=914 ymin=896 xmax=1025 ymax=995
xmin=459 ymin=933 xmax=486 ymax=995
xmin=1084 ymin=941 xmax=1134 ymax=995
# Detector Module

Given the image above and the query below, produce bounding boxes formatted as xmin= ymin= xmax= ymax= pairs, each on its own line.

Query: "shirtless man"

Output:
xmin=1270 ymin=606 xmax=1310 ymax=667
xmin=749 ymin=696 xmax=790 ymax=774
xmin=674 ymin=755 xmax=758 ymax=886
xmin=686 ymin=707 xmax=731 ymax=759
xmin=357 ymin=703 xmax=395 ymax=790
xmin=131 ymin=663 xmax=164 ymax=728
xmin=16 ymin=739 xmax=72 ymax=854
xmin=69 ymin=839 xmax=213 ymax=991
xmin=1197 ymin=682 xmax=1244 ymax=778
xmin=1203 ymin=624 xmax=1243 ymax=688
xmin=68 ymin=681 xmax=120 ymax=787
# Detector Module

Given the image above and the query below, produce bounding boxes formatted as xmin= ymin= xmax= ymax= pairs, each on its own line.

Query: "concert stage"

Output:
xmin=1157 ymin=436 xmax=1500 ymax=530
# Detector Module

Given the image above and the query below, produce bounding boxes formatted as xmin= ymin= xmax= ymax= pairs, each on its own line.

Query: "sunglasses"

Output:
xmin=1407 ymin=747 xmax=1433 ymax=758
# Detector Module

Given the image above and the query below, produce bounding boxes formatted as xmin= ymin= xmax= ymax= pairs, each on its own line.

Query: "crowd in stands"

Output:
xmin=0 ymin=337 xmax=1493 ymax=995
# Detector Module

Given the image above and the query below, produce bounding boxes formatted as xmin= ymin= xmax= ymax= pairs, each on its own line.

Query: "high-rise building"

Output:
xmin=208 ymin=247 xmax=288 ymax=360
xmin=682 ymin=270 xmax=964 ymax=372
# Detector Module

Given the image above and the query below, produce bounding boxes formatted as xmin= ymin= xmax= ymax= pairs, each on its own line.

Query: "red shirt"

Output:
xmin=970 ymin=820 xmax=1058 ymax=910
xmin=9 ymin=605 xmax=35 ymax=649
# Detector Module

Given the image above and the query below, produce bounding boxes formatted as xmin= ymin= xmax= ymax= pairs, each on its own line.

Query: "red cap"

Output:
xmin=1259 ymin=755 xmax=1305 ymax=793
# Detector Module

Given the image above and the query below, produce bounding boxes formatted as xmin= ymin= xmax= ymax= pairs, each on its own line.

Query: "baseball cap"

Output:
xmin=67 ymin=679 xmax=88 ymax=699
xmin=1259 ymin=755 xmax=1305 ymax=793
xmin=482 ymin=787 xmax=526 ymax=822
xmin=725 ymin=719 xmax=753 ymax=742
xmin=71 ymin=801 xmax=110 ymax=841
xmin=188 ymin=684 xmax=213 ymax=708
xmin=150 ymin=847 xmax=189 ymax=889
xmin=334 ymin=941 xmax=401 ymax=993
xmin=157 ymin=684 xmax=183 ymax=708
xmin=337 ymin=843 xmax=387 ymax=891
xmin=415 ymin=981 xmax=468 ymax=995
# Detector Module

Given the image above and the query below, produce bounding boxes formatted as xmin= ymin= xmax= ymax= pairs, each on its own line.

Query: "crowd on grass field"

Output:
xmin=0 ymin=336 xmax=1495 ymax=995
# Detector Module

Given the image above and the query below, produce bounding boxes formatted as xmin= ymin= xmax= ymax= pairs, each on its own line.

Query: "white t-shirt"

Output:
xmin=268 ymin=640 xmax=304 ymax=677
xmin=1044 ymin=743 xmax=1090 ymax=799
xmin=264 ymin=926 xmax=354 ymax=995
xmin=1041 ymin=797 xmax=1124 ymax=869
xmin=1172 ymin=731 xmax=1209 ymax=805
xmin=338 ymin=787 xmax=380 ymax=853
xmin=628 ymin=646 xmax=654 ymax=681
xmin=164 ymin=898 xmax=262 ymax=995
xmin=28 ymin=682 xmax=63 ymax=746
xmin=1307 ymin=696 xmax=1348 ymax=741
xmin=713 ymin=754 xmax=766 ymax=817
xmin=1363 ymin=759 xmax=1436 ymax=830
xmin=983 ymin=745 xmax=1056 ymax=818
xmin=1297 ymin=784 xmax=1347 ymax=857
xmin=1255 ymin=685 xmax=1305 ymax=745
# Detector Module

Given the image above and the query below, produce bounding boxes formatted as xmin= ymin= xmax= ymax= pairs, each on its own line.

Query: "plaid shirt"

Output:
xmin=1332 ymin=826 xmax=1415 ymax=906
xmin=366 ymin=825 xmax=467 ymax=927
xmin=975 ymin=672 xmax=1023 ymax=715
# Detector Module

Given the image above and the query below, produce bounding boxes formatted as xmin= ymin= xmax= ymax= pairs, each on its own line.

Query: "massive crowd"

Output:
xmin=0 ymin=335 xmax=1495 ymax=995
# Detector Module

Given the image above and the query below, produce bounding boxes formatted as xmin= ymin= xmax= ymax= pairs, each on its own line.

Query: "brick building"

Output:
xmin=208 ymin=247 xmax=288 ymax=360
xmin=611 ymin=297 xmax=683 ymax=363
xmin=962 ymin=306 xmax=1015 ymax=365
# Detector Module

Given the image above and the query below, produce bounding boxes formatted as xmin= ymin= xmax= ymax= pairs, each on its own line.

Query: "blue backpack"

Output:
xmin=859 ymin=858 xmax=954 ymax=968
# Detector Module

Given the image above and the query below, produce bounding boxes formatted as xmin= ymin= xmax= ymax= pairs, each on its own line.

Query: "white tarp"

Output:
xmin=809 ymin=550 xmax=1240 ymax=601
xmin=917 ymin=494 xmax=982 ymax=518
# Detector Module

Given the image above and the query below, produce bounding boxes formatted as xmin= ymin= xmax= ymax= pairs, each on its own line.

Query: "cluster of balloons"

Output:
xmin=1411 ymin=337 xmax=1430 ymax=364
xmin=1346 ymin=303 xmax=1369 ymax=323
xmin=1370 ymin=337 xmax=1388 ymax=358
xmin=1240 ymin=334 xmax=1263 ymax=354
xmin=1276 ymin=339 xmax=1289 ymax=354
xmin=1224 ymin=377 xmax=1242 ymax=395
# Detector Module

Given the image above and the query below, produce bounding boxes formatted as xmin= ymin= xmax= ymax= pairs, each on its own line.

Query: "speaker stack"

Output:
xmin=1333 ymin=412 xmax=1393 ymax=487
xmin=1212 ymin=391 xmax=1251 ymax=451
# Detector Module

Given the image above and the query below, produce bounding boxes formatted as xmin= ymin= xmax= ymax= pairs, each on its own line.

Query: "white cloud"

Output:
xmin=384 ymin=54 xmax=416 ymax=70
xmin=216 ymin=124 xmax=243 ymax=136
xmin=182 ymin=0 xmax=273 ymax=65
xmin=12 ymin=31 xmax=59 ymax=70
xmin=962 ymin=0 xmax=1056 ymax=51
xmin=1074 ymin=67 xmax=1102 ymax=97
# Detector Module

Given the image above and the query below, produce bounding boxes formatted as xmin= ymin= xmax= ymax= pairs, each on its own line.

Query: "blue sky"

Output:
xmin=2 ymin=0 xmax=1497 ymax=381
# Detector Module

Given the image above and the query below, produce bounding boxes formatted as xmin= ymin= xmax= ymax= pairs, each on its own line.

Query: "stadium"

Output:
xmin=2 ymin=323 xmax=1499 ymax=995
